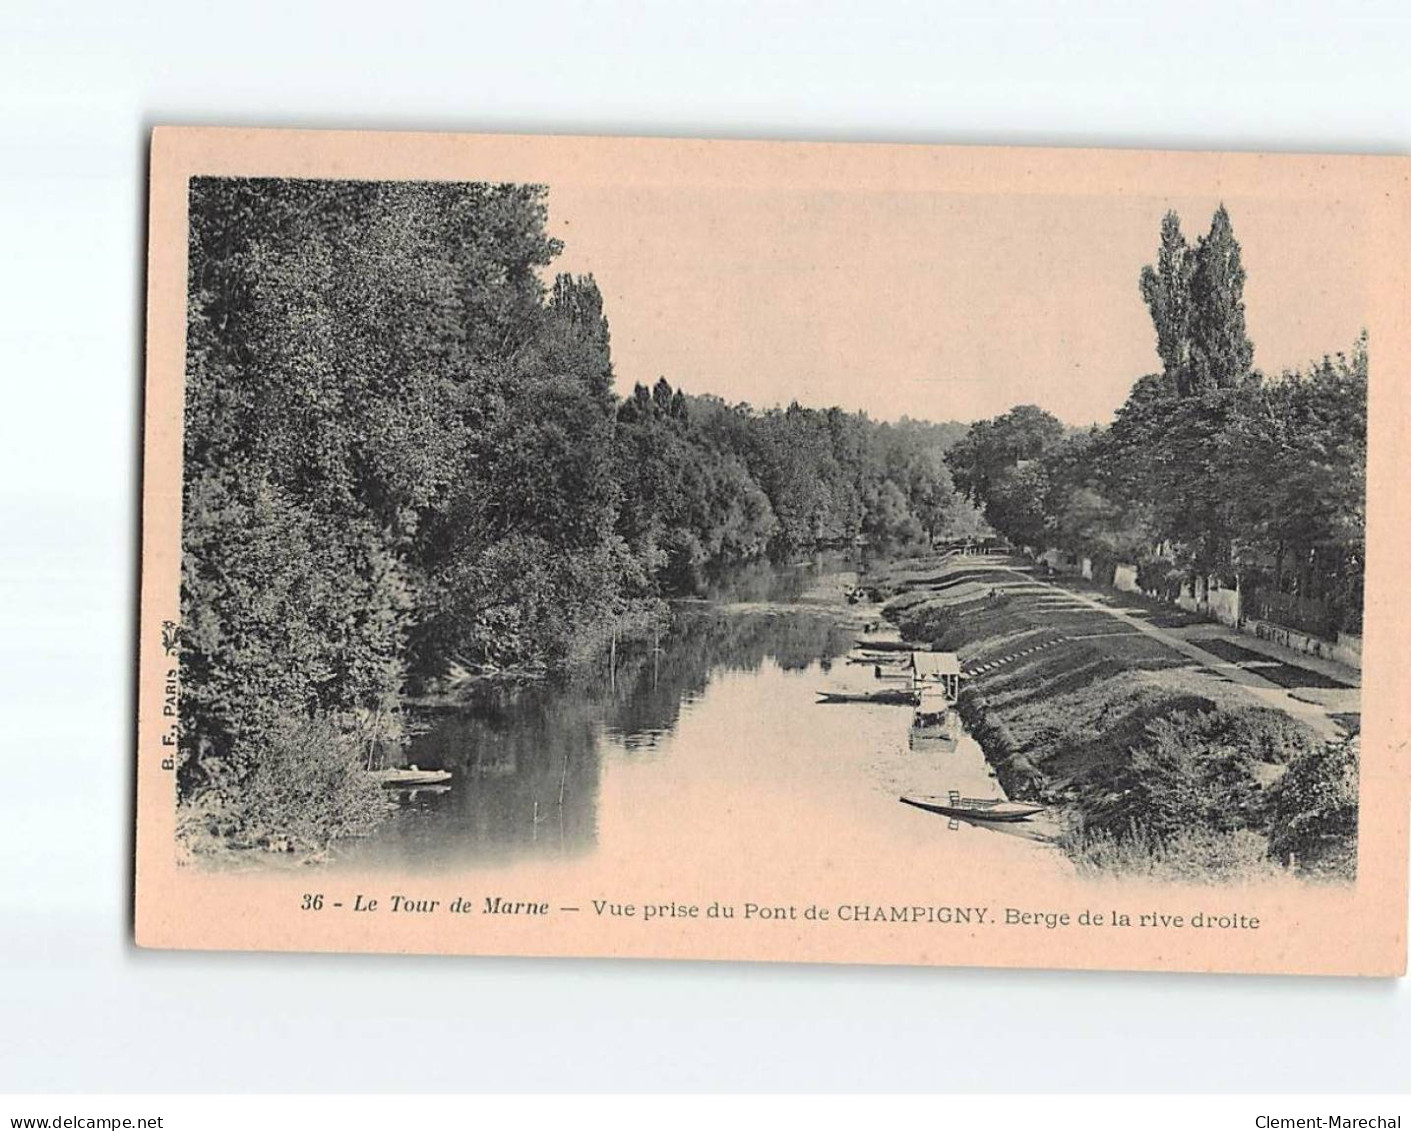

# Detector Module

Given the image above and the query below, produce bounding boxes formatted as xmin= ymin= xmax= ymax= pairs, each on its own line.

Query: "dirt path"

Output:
xmin=995 ymin=564 xmax=1353 ymax=740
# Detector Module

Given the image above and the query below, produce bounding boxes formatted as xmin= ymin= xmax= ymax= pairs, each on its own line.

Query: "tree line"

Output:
xmin=179 ymin=177 xmax=981 ymax=824
xmin=945 ymin=205 xmax=1368 ymax=640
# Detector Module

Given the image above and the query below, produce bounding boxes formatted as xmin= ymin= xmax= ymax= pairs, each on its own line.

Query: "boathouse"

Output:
xmin=910 ymin=652 xmax=962 ymax=700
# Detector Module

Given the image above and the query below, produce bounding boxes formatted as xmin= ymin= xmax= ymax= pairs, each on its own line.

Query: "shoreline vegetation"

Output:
xmin=868 ymin=551 xmax=1358 ymax=884
xmin=179 ymin=179 xmax=1364 ymax=883
xmin=878 ymin=203 xmax=1364 ymax=884
xmin=178 ymin=177 xmax=985 ymax=859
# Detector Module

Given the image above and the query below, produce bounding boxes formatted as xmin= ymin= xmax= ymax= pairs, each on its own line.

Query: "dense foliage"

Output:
xmin=180 ymin=177 xmax=981 ymax=844
xmin=892 ymin=566 xmax=1356 ymax=882
xmin=946 ymin=206 xmax=1368 ymax=638
xmin=176 ymin=716 xmax=389 ymax=857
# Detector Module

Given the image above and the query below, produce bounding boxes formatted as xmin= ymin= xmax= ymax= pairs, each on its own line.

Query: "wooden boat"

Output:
xmin=900 ymin=792 xmax=1044 ymax=822
xmin=816 ymin=688 xmax=919 ymax=706
xmin=371 ymin=766 xmax=453 ymax=788
xmin=847 ymin=652 xmax=907 ymax=665
xmin=853 ymin=638 xmax=914 ymax=653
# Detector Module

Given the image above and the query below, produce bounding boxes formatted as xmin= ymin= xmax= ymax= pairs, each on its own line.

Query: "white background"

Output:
xmin=2 ymin=0 xmax=1408 ymax=1094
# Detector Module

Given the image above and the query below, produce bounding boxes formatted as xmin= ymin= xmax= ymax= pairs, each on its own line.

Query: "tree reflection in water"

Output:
xmin=339 ymin=559 xmax=858 ymax=870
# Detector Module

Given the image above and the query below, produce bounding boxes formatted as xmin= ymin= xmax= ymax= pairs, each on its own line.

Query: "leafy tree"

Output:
xmin=528 ymin=273 xmax=615 ymax=403
xmin=184 ymin=178 xmax=607 ymax=816
xmin=1094 ymin=372 xmax=1175 ymax=520
xmin=1040 ymin=430 xmax=1150 ymax=564
xmin=1221 ymin=336 xmax=1368 ymax=631
xmin=1268 ymin=735 xmax=1359 ymax=875
xmin=1139 ymin=211 xmax=1195 ymax=394
xmin=945 ymin=405 xmax=1064 ymax=545
xmin=1140 ymin=205 xmax=1253 ymax=397
xmin=1123 ymin=205 xmax=1259 ymax=572
xmin=984 ymin=462 xmax=1050 ymax=549
xmin=179 ymin=715 xmax=389 ymax=855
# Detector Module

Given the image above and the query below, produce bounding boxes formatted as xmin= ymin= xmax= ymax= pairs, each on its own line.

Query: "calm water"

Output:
xmin=334 ymin=556 xmax=1054 ymax=874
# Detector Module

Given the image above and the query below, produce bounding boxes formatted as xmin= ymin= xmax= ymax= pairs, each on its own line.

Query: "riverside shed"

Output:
xmin=910 ymin=652 xmax=962 ymax=700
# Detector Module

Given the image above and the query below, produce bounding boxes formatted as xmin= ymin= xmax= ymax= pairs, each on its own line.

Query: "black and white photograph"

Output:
xmin=6 ymin=3 xmax=1411 ymax=1112
xmin=173 ymin=173 xmax=1366 ymax=884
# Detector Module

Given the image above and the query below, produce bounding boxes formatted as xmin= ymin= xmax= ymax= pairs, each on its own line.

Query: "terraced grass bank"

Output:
xmin=874 ymin=554 xmax=1359 ymax=884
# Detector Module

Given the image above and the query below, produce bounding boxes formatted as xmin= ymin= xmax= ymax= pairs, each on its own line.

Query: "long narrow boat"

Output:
xmin=899 ymin=794 xmax=1044 ymax=822
xmin=816 ymin=688 xmax=920 ymax=706
xmin=846 ymin=652 xmax=907 ymax=665
xmin=909 ymin=722 xmax=959 ymax=751
xmin=371 ymin=767 xmax=453 ymax=788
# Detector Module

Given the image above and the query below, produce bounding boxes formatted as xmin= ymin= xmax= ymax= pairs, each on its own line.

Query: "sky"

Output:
xmin=548 ymin=183 xmax=1370 ymax=428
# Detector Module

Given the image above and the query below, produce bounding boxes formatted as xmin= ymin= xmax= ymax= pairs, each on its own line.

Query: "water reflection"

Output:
xmin=695 ymin=553 xmax=818 ymax=604
xmin=337 ymin=559 xmax=858 ymax=871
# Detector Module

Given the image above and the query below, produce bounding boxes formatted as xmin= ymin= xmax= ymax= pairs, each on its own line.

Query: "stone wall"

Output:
xmin=1207 ymin=586 xmax=1241 ymax=628
xmin=1244 ymin=617 xmax=1363 ymax=671
xmin=1032 ymin=552 xmax=1358 ymax=672
xmin=1334 ymin=632 xmax=1363 ymax=670
xmin=1171 ymin=576 xmax=1240 ymax=627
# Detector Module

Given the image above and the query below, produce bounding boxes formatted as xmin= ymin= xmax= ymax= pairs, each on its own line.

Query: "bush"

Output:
xmin=955 ymin=687 xmax=1046 ymax=798
xmin=1136 ymin=558 xmax=1181 ymax=599
xmin=1268 ymin=735 xmax=1359 ymax=879
xmin=1221 ymin=708 xmax=1319 ymax=765
xmin=893 ymin=602 xmax=955 ymax=646
xmin=180 ymin=472 xmax=413 ymax=791
xmin=178 ymin=714 xmax=388 ymax=857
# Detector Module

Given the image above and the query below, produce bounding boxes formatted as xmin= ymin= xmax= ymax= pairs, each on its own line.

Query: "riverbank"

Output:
xmin=178 ymin=547 xmax=1354 ymax=883
xmin=331 ymin=552 xmax=1068 ymax=879
xmin=179 ymin=554 xmax=874 ymax=867
xmin=866 ymin=551 xmax=1359 ymax=882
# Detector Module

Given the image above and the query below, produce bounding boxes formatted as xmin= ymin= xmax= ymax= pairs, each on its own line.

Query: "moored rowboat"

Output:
xmin=816 ymin=688 xmax=920 ymax=706
xmin=853 ymin=638 xmax=915 ymax=653
xmin=371 ymin=767 xmax=453 ymax=788
xmin=899 ymin=794 xmax=1044 ymax=822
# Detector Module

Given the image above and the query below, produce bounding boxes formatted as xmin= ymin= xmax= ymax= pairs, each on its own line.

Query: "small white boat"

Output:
xmin=371 ymin=766 xmax=453 ymax=788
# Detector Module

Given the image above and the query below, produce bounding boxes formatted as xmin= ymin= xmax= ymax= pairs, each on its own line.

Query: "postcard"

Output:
xmin=136 ymin=127 xmax=1409 ymax=974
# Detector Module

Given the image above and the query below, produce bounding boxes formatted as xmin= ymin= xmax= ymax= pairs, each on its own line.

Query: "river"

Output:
xmin=333 ymin=555 xmax=1060 ymax=876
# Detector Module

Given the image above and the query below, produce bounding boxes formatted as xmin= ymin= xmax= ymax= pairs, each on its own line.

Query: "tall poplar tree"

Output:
xmin=1138 ymin=211 xmax=1193 ymax=396
xmin=1140 ymin=205 xmax=1254 ymax=397
xmin=1187 ymin=204 xmax=1254 ymax=392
